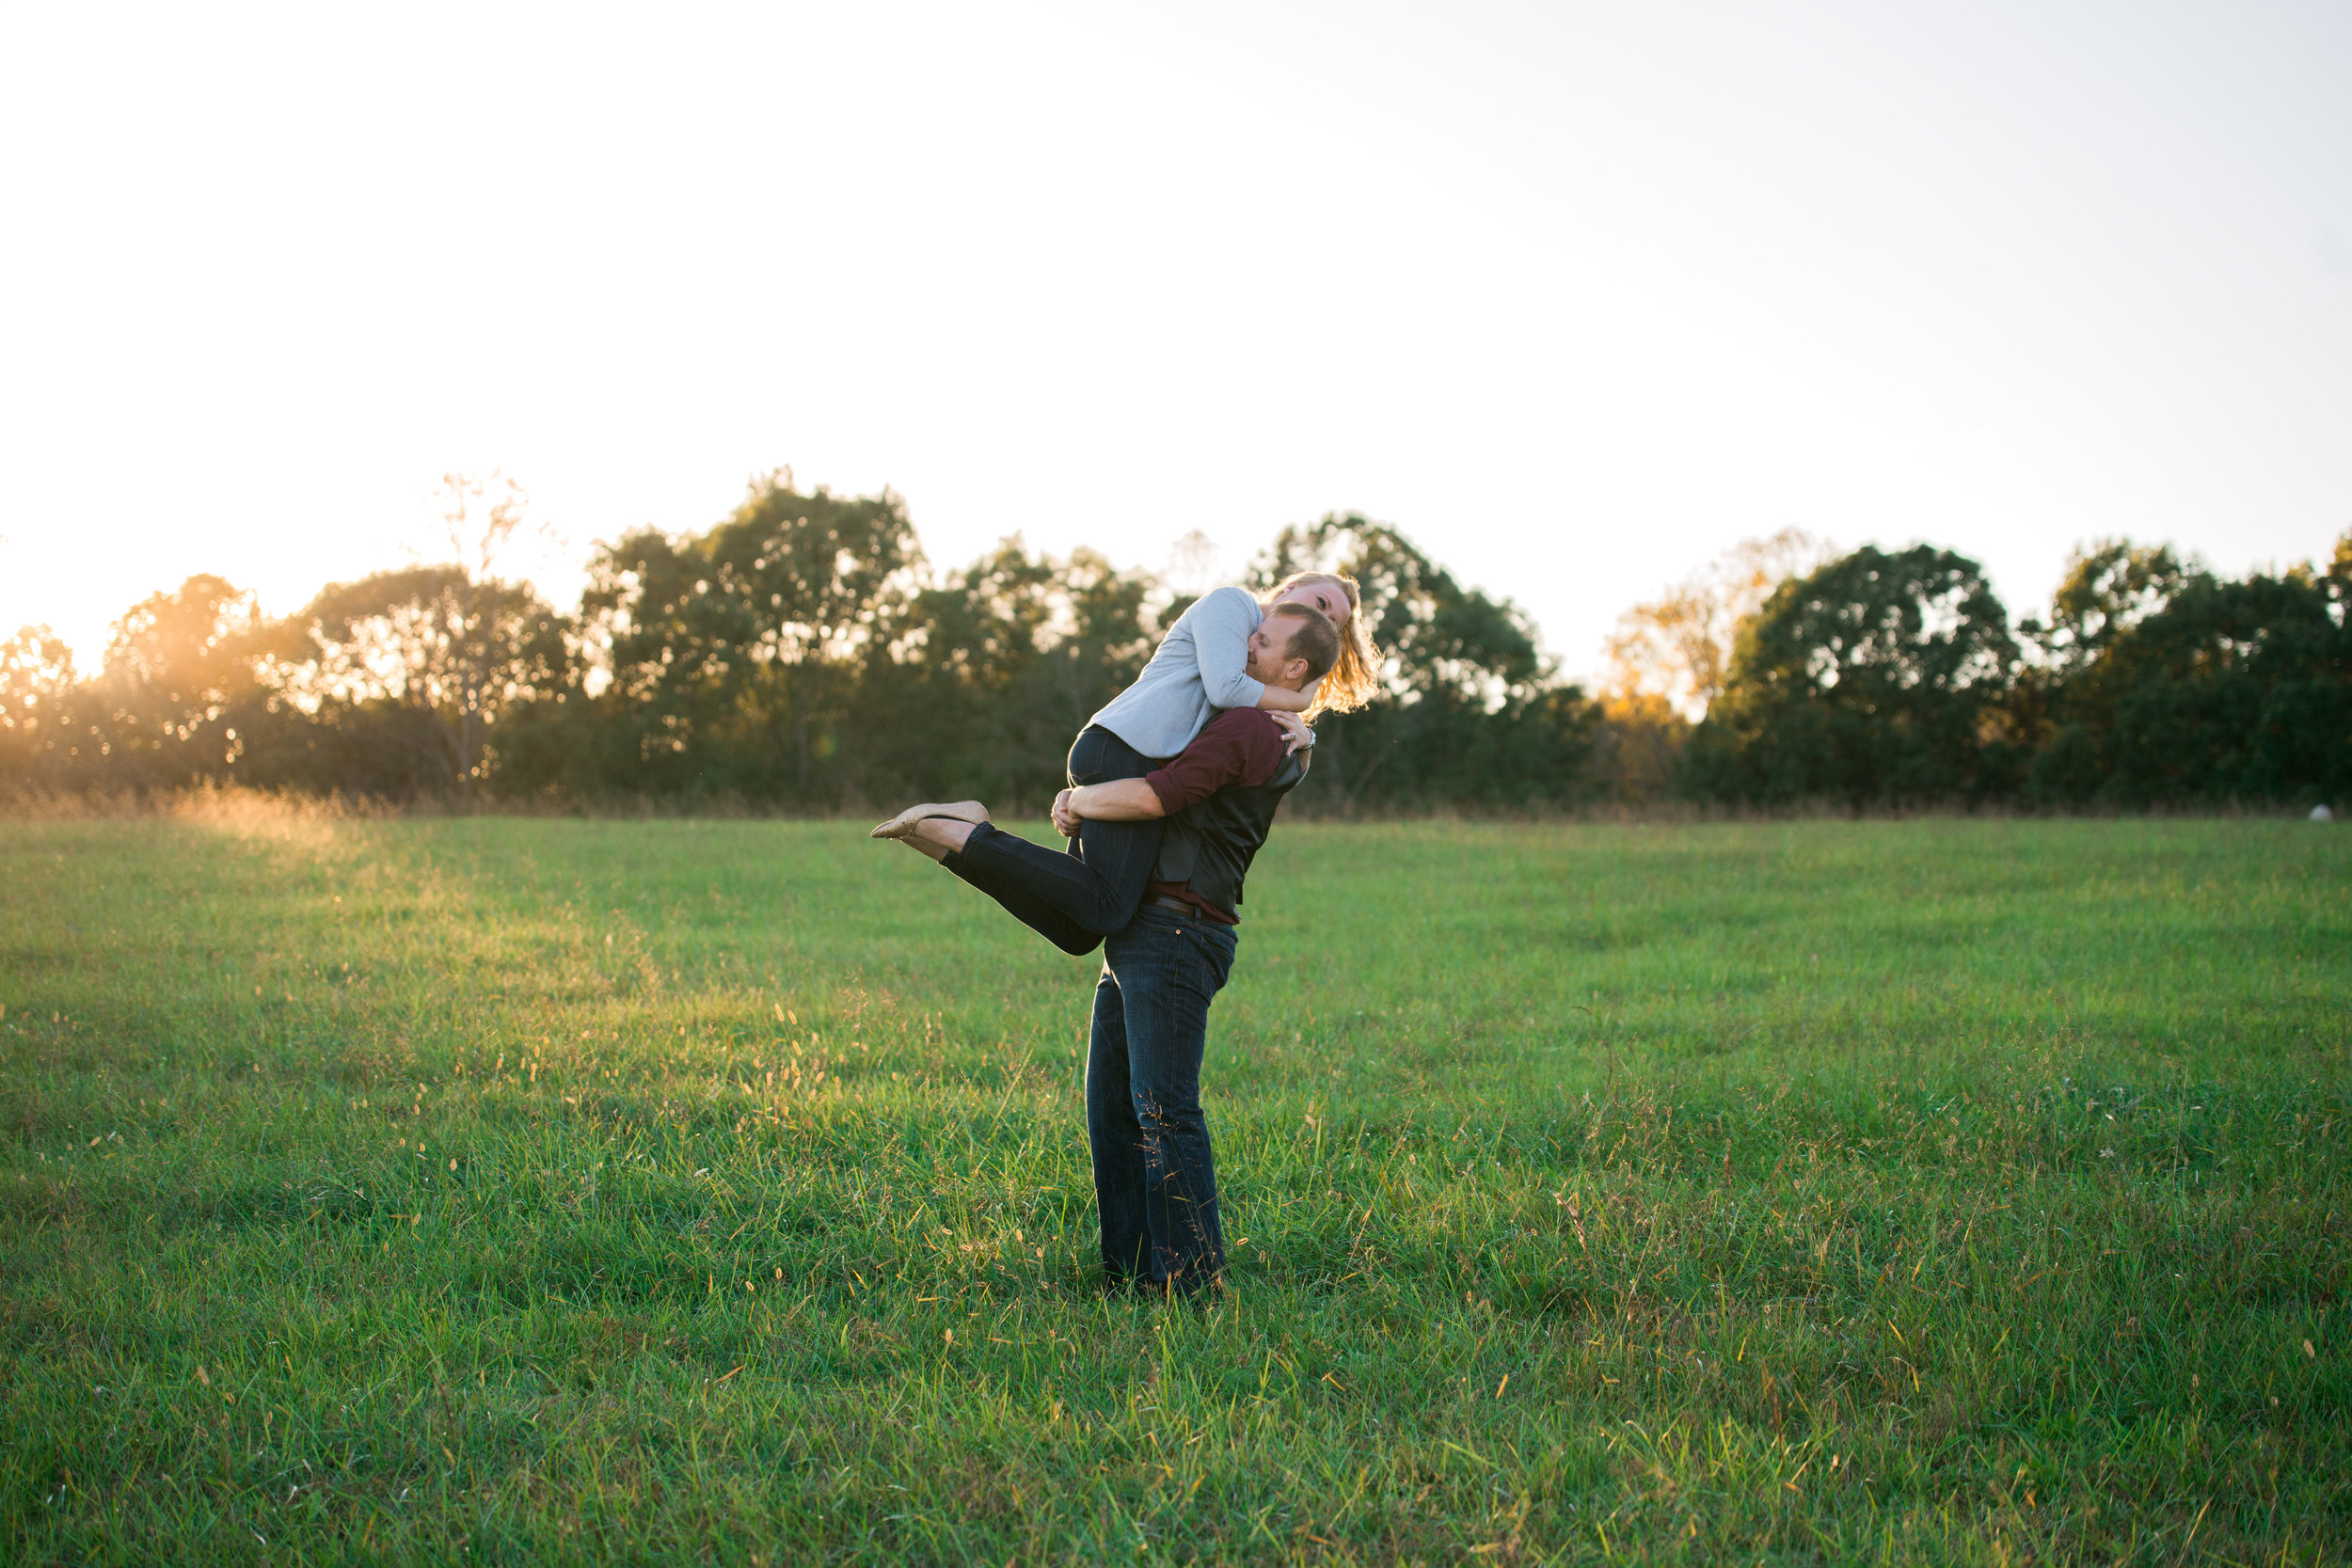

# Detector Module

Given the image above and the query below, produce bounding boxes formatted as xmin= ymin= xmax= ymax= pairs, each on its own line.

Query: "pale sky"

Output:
xmin=3 ymin=1 xmax=2347 ymax=680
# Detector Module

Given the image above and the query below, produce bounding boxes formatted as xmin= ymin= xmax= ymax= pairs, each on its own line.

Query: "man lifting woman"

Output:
xmin=873 ymin=574 xmax=1377 ymax=1297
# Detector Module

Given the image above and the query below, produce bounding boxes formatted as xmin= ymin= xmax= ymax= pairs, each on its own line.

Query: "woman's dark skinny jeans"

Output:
xmin=942 ymin=724 xmax=1164 ymax=958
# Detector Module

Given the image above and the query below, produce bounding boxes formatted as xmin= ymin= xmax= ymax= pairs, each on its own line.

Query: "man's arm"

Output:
xmin=1053 ymin=779 xmax=1162 ymax=835
xmin=1054 ymin=709 xmax=1289 ymax=835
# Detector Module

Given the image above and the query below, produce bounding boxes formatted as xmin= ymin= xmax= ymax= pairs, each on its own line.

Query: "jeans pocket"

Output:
xmin=1183 ymin=926 xmax=1236 ymax=994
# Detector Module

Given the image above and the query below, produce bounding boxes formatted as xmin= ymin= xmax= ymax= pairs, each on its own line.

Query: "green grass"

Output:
xmin=2 ymin=804 xmax=2346 ymax=1564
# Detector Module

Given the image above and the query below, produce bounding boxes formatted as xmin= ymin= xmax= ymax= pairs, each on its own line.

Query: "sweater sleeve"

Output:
xmin=1188 ymin=586 xmax=1266 ymax=711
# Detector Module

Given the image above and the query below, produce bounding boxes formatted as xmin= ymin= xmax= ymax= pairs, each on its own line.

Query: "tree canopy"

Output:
xmin=5 ymin=478 xmax=2344 ymax=814
xmin=1681 ymin=534 xmax=2347 ymax=809
xmin=1685 ymin=546 xmax=2021 ymax=804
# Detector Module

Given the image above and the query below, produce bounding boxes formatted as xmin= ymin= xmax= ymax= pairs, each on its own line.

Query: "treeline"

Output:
xmin=0 ymin=479 xmax=1584 ymax=814
xmin=1677 ymin=536 xmax=2350 ymax=808
xmin=2 ymin=471 xmax=2344 ymax=813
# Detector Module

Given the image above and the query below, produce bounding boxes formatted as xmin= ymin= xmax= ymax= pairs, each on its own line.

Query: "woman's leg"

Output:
xmin=883 ymin=815 xmax=1102 ymax=955
xmin=936 ymin=839 xmax=1104 ymax=957
xmin=885 ymin=725 xmax=1169 ymax=956
xmin=940 ymin=726 xmax=1166 ymax=942
xmin=946 ymin=821 xmax=1157 ymax=942
xmin=1063 ymin=726 xmax=1168 ymax=929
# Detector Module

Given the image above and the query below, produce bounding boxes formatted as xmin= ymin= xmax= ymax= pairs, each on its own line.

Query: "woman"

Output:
xmin=873 ymin=571 xmax=1378 ymax=950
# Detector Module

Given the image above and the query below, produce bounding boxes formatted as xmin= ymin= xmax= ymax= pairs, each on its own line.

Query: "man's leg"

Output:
xmin=1099 ymin=911 xmax=1234 ymax=1296
xmin=1084 ymin=961 xmax=1151 ymax=1286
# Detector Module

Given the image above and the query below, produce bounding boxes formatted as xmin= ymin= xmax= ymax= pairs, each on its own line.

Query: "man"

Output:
xmin=889 ymin=602 xmax=1341 ymax=1296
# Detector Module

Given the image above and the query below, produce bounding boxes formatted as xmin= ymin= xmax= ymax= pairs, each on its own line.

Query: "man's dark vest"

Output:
xmin=1152 ymin=750 xmax=1309 ymax=915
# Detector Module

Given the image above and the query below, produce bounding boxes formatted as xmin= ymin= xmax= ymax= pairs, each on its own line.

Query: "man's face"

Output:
xmin=1246 ymin=620 xmax=1305 ymax=689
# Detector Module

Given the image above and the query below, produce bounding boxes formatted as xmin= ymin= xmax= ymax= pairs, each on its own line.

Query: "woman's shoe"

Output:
xmin=869 ymin=800 xmax=991 ymax=839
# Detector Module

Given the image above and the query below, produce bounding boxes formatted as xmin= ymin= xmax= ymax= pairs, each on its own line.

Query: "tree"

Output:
xmin=2026 ymin=551 xmax=2348 ymax=806
xmin=2022 ymin=539 xmax=2194 ymax=675
xmin=1592 ymin=529 xmax=1833 ymax=800
xmin=0 ymin=626 xmax=78 ymax=788
xmin=580 ymin=472 xmax=920 ymax=801
xmin=265 ymin=565 xmax=571 ymax=798
xmin=1601 ymin=528 xmax=1836 ymax=719
xmin=81 ymin=576 xmax=268 ymax=789
xmin=430 ymin=472 xmax=562 ymax=795
xmin=1685 ymin=545 xmax=2018 ymax=804
xmin=1249 ymin=515 xmax=1597 ymax=809
xmin=869 ymin=539 xmax=1159 ymax=807
xmin=1163 ymin=529 xmax=1225 ymax=598
xmin=1585 ymin=691 xmax=1689 ymax=802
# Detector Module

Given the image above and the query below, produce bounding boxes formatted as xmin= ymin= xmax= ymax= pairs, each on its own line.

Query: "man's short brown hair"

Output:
xmin=1266 ymin=602 xmax=1340 ymax=687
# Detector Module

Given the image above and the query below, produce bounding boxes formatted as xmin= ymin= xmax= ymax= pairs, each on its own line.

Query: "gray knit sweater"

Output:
xmin=1085 ymin=586 xmax=1265 ymax=759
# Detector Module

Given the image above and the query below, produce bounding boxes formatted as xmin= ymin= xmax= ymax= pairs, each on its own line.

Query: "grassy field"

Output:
xmin=1 ymin=803 xmax=2345 ymax=1564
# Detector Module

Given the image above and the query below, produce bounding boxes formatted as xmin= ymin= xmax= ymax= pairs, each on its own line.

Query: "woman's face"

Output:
xmin=1271 ymin=579 xmax=1351 ymax=629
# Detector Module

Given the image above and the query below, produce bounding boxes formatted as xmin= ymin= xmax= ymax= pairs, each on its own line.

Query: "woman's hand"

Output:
xmin=1269 ymin=711 xmax=1315 ymax=754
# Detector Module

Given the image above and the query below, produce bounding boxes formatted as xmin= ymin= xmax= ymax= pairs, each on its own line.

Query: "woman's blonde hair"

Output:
xmin=1268 ymin=571 xmax=1383 ymax=719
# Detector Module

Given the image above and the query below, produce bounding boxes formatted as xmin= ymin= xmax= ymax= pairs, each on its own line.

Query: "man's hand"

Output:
xmin=1052 ymin=787 xmax=1082 ymax=838
xmin=1269 ymin=711 xmax=1315 ymax=755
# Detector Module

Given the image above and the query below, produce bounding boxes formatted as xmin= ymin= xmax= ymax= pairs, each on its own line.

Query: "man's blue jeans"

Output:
xmin=1088 ymin=906 xmax=1234 ymax=1296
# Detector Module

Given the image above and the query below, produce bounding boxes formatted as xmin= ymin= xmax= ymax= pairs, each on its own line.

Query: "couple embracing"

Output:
xmin=873 ymin=572 xmax=1379 ymax=1299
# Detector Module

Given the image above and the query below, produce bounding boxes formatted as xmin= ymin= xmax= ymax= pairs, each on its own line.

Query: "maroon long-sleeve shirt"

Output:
xmin=1138 ymin=708 xmax=1294 ymax=923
